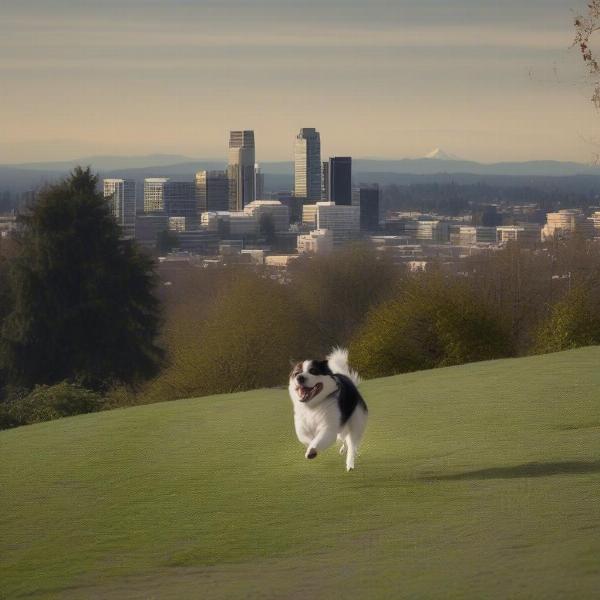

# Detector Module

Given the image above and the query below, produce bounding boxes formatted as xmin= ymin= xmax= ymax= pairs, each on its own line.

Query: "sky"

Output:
xmin=1 ymin=0 xmax=599 ymax=164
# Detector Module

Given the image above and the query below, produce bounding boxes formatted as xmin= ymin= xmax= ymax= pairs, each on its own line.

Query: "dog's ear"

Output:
xmin=315 ymin=360 xmax=333 ymax=374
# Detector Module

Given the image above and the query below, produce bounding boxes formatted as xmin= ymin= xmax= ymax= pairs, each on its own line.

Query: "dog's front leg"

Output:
xmin=305 ymin=428 xmax=338 ymax=459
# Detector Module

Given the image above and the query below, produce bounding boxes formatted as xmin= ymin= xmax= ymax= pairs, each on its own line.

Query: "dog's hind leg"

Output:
xmin=337 ymin=434 xmax=346 ymax=454
xmin=345 ymin=410 xmax=368 ymax=471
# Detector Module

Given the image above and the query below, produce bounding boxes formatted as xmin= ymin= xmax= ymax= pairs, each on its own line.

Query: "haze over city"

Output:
xmin=2 ymin=0 xmax=598 ymax=164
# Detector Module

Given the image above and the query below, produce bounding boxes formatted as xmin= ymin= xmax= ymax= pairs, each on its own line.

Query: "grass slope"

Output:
xmin=2 ymin=348 xmax=600 ymax=599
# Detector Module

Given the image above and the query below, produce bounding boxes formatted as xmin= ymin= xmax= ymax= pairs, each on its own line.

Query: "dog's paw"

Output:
xmin=339 ymin=444 xmax=346 ymax=455
xmin=346 ymin=466 xmax=354 ymax=472
xmin=306 ymin=448 xmax=318 ymax=459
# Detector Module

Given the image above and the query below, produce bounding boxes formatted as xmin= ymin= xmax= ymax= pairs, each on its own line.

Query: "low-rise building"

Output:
xmin=497 ymin=224 xmax=541 ymax=245
xmin=200 ymin=211 xmax=258 ymax=236
xmin=243 ymin=200 xmax=290 ymax=231
xmin=297 ymin=228 xmax=334 ymax=255
xmin=176 ymin=230 xmax=219 ymax=254
xmin=168 ymin=216 xmax=187 ymax=232
xmin=542 ymin=209 xmax=594 ymax=240
xmin=0 ymin=212 xmax=18 ymax=238
xmin=451 ymin=226 xmax=497 ymax=245
xmin=230 ymin=212 xmax=258 ymax=235
xmin=403 ymin=219 xmax=450 ymax=243
xmin=265 ymin=254 xmax=300 ymax=268
xmin=135 ymin=213 xmax=169 ymax=249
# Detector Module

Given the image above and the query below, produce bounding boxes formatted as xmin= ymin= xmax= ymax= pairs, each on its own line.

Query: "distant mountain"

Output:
xmin=351 ymin=158 xmax=600 ymax=178
xmin=3 ymin=156 xmax=600 ymax=198
xmin=424 ymin=148 xmax=463 ymax=161
xmin=5 ymin=154 xmax=600 ymax=179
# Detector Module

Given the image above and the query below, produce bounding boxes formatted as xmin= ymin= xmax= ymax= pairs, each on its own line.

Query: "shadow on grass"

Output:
xmin=421 ymin=460 xmax=600 ymax=481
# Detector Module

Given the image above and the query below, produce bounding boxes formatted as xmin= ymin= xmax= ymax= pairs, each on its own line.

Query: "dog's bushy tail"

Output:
xmin=327 ymin=347 xmax=361 ymax=386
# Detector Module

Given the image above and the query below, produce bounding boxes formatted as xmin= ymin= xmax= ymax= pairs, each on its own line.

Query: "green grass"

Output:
xmin=2 ymin=348 xmax=600 ymax=599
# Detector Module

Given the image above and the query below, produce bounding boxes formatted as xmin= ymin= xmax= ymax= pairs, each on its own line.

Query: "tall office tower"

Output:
xmin=227 ymin=130 xmax=255 ymax=211
xmin=145 ymin=178 xmax=197 ymax=225
xmin=103 ymin=179 xmax=136 ymax=238
xmin=144 ymin=178 xmax=169 ymax=212
xmin=321 ymin=161 xmax=329 ymax=200
xmin=357 ymin=184 xmax=380 ymax=231
xmin=328 ymin=157 xmax=352 ymax=205
xmin=254 ymin=164 xmax=265 ymax=199
xmin=294 ymin=128 xmax=321 ymax=202
xmin=164 ymin=181 xmax=197 ymax=222
xmin=195 ymin=170 xmax=229 ymax=213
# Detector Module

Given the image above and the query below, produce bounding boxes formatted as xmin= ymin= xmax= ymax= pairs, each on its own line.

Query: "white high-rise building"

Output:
xmin=103 ymin=179 xmax=136 ymax=238
xmin=302 ymin=201 xmax=360 ymax=244
xmin=144 ymin=178 xmax=169 ymax=213
xmin=228 ymin=130 xmax=255 ymax=211
xmin=294 ymin=128 xmax=321 ymax=202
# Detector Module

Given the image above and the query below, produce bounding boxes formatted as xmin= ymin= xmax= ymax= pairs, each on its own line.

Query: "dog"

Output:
xmin=288 ymin=348 xmax=368 ymax=471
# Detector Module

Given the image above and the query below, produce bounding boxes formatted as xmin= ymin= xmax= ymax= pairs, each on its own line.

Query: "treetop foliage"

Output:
xmin=0 ymin=167 xmax=163 ymax=391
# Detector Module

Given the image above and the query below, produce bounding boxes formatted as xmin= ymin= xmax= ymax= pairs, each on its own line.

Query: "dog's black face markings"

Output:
xmin=307 ymin=360 xmax=333 ymax=377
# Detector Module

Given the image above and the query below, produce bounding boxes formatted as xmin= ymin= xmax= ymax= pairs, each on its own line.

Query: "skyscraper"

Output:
xmin=321 ymin=160 xmax=329 ymax=201
xmin=328 ymin=157 xmax=352 ymax=205
xmin=254 ymin=164 xmax=265 ymax=200
xmin=196 ymin=170 xmax=229 ymax=213
xmin=103 ymin=178 xmax=136 ymax=238
xmin=144 ymin=178 xmax=196 ymax=223
xmin=227 ymin=130 xmax=255 ymax=211
xmin=164 ymin=181 xmax=197 ymax=222
xmin=294 ymin=128 xmax=321 ymax=202
xmin=144 ymin=178 xmax=169 ymax=212
xmin=357 ymin=184 xmax=380 ymax=231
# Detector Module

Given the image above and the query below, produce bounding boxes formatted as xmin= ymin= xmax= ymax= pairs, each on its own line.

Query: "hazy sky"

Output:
xmin=2 ymin=0 xmax=599 ymax=163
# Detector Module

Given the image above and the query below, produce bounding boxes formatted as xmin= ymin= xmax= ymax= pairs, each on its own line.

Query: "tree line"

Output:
xmin=1 ymin=169 xmax=600 ymax=428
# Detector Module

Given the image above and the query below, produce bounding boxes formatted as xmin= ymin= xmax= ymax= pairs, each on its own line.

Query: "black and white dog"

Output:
xmin=288 ymin=348 xmax=368 ymax=471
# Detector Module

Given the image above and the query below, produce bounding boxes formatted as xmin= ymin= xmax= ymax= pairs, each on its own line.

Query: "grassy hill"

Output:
xmin=2 ymin=348 xmax=600 ymax=599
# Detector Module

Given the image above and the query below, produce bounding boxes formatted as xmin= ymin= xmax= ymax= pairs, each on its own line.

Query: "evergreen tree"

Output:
xmin=0 ymin=167 xmax=162 ymax=390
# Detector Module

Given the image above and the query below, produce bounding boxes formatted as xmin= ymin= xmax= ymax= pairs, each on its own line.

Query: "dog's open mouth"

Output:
xmin=297 ymin=382 xmax=323 ymax=402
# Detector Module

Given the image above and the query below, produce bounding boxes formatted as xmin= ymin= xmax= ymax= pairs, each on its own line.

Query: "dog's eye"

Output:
xmin=308 ymin=368 xmax=318 ymax=375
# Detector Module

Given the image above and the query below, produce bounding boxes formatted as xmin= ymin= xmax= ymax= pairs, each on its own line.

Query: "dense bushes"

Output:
xmin=534 ymin=286 xmax=600 ymax=353
xmin=0 ymin=382 xmax=104 ymax=429
xmin=143 ymin=246 xmax=403 ymax=403
xmin=287 ymin=244 xmax=402 ymax=349
xmin=350 ymin=275 xmax=513 ymax=379
xmin=145 ymin=272 xmax=313 ymax=402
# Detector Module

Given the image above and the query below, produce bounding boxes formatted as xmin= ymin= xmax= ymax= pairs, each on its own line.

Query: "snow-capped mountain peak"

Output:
xmin=424 ymin=148 xmax=462 ymax=161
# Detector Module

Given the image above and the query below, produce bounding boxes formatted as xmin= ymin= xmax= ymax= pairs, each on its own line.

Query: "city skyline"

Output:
xmin=2 ymin=0 xmax=598 ymax=164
